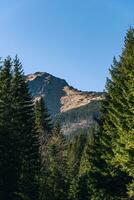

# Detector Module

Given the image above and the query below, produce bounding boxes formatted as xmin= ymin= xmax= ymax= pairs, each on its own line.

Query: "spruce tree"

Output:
xmin=34 ymin=96 xmax=53 ymax=199
xmin=103 ymin=28 xmax=134 ymax=198
xmin=35 ymin=96 xmax=52 ymax=158
xmin=0 ymin=57 xmax=16 ymax=200
xmin=87 ymin=28 xmax=134 ymax=199
xmin=114 ymin=28 xmax=134 ymax=198
xmin=11 ymin=56 xmax=40 ymax=200
xmin=35 ymin=96 xmax=52 ymax=136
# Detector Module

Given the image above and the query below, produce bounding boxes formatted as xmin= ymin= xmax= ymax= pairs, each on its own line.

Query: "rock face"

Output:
xmin=27 ymin=72 xmax=68 ymax=116
xmin=27 ymin=72 xmax=104 ymax=134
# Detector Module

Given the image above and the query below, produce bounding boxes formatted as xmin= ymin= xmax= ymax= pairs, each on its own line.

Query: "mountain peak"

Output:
xmin=27 ymin=72 xmax=53 ymax=81
xmin=27 ymin=71 xmax=103 ymax=116
xmin=26 ymin=71 xmax=104 ymax=134
xmin=27 ymin=72 xmax=68 ymax=85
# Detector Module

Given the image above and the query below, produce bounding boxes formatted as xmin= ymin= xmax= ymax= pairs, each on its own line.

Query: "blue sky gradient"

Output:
xmin=0 ymin=0 xmax=134 ymax=91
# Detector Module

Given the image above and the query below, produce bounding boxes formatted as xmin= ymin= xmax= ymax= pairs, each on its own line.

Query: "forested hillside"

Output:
xmin=0 ymin=27 xmax=134 ymax=200
xmin=56 ymin=100 xmax=102 ymax=134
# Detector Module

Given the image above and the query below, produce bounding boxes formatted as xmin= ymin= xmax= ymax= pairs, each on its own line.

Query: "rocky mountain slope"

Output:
xmin=27 ymin=72 xmax=68 ymax=116
xmin=27 ymin=72 xmax=104 ymax=134
xmin=61 ymin=86 xmax=103 ymax=112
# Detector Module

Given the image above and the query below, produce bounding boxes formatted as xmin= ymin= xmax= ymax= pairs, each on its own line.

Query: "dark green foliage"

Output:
xmin=0 ymin=57 xmax=16 ymax=200
xmin=68 ymin=130 xmax=93 ymax=200
xmin=0 ymin=56 xmax=40 ymax=200
xmin=39 ymin=122 xmax=69 ymax=200
xmin=34 ymin=96 xmax=53 ymax=165
xmin=34 ymin=97 xmax=54 ymax=199
xmin=87 ymin=28 xmax=134 ymax=199
xmin=12 ymin=56 xmax=40 ymax=200
xmin=68 ymin=132 xmax=88 ymax=176
xmin=35 ymin=96 xmax=52 ymax=136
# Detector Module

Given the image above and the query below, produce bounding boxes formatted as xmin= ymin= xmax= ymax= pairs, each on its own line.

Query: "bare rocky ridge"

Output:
xmin=61 ymin=86 xmax=103 ymax=113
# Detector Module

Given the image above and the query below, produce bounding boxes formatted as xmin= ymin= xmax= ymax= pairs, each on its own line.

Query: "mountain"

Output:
xmin=27 ymin=72 xmax=104 ymax=134
xmin=27 ymin=72 xmax=68 ymax=116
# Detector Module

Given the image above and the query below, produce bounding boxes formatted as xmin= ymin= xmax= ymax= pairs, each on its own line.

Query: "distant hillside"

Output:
xmin=27 ymin=72 xmax=104 ymax=134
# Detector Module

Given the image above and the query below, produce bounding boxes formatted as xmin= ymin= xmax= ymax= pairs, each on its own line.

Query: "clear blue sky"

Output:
xmin=0 ymin=0 xmax=134 ymax=91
